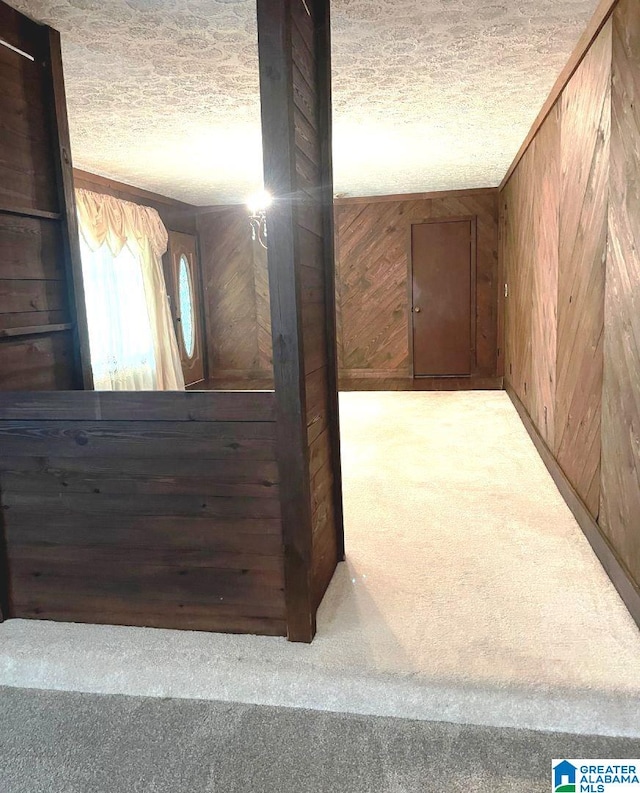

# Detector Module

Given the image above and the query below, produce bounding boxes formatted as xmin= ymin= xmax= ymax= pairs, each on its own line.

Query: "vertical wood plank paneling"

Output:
xmin=600 ymin=0 xmax=640 ymax=584
xmin=313 ymin=0 xmax=345 ymax=568
xmin=556 ymin=21 xmax=611 ymax=517
xmin=257 ymin=0 xmax=343 ymax=641
xmin=45 ymin=28 xmax=93 ymax=389
xmin=258 ymin=0 xmax=316 ymax=642
xmin=292 ymin=0 xmax=341 ymax=609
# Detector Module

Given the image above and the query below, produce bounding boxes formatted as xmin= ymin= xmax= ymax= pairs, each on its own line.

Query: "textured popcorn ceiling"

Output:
xmin=11 ymin=0 xmax=599 ymax=204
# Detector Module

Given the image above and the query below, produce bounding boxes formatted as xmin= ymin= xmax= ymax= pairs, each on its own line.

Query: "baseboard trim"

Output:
xmin=207 ymin=369 xmax=273 ymax=379
xmin=339 ymin=374 xmax=503 ymax=391
xmin=338 ymin=369 xmax=411 ymax=379
xmin=506 ymin=382 xmax=640 ymax=630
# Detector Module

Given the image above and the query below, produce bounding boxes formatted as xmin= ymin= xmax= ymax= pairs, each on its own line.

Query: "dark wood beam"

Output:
xmin=257 ymin=0 xmax=315 ymax=642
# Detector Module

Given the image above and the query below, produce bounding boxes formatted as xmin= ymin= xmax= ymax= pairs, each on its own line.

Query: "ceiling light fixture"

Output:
xmin=247 ymin=190 xmax=272 ymax=250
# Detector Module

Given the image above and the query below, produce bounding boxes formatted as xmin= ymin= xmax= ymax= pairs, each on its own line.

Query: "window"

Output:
xmin=75 ymin=188 xmax=185 ymax=391
xmin=79 ymin=235 xmax=158 ymax=390
xmin=165 ymin=231 xmax=204 ymax=387
xmin=178 ymin=254 xmax=195 ymax=359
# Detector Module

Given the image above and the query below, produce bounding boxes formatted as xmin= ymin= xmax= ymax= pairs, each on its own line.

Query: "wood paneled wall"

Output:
xmin=0 ymin=391 xmax=285 ymax=635
xmin=502 ymin=106 xmax=561 ymax=449
xmin=557 ymin=24 xmax=611 ymax=515
xmin=197 ymin=207 xmax=273 ymax=382
xmin=503 ymin=19 xmax=611 ymax=513
xmin=258 ymin=0 xmax=344 ymax=641
xmin=502 ymin=0 xmax=640 ymax=621
xmin=334 ymin=189 xmax=500 ymax=385
xmin=0 ymin=5 xmax=91 ymax=391
xmin=201 ymin=188 xmax=500 ymax=390
xmin=600 ymin=0 xmax=640 ymax=595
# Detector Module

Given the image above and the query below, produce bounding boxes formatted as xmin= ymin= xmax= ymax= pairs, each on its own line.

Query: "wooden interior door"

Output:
xmin=411 ymin=219 xmax=474 ymax=376
xmin=165 ymin=231 xmax=205 ymax=386
xmin=0 ymin=1 xmax=92 ymax=390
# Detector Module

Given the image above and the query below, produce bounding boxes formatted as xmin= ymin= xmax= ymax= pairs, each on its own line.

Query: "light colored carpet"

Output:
xmin=1 ymin=392 xmax=640 ymax=736
xmin=3 ymin=686 xmax=640 ymax=793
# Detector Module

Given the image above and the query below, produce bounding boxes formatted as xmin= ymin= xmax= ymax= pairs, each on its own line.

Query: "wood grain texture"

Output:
xmin=0 ymin=42 xmax=57 ymax=214
xmin=502 ymin=106 xmax=560 ymax=449
xmin=294 ymin=0 xmax=343 ymax=613
xmin=530 ymin=105 xmax=560 ymax=449
xmin=198 ymin=207 xmax=273 ymax=382
xmin=507 ymin=383 xmax=640 ymax=629
xmin=0 ymin=334 xmax=76 ymax=390
xmin=45 ymin=28 xmax=93 ymax=389
xmin=0 ymin=390 xmax=276 ymax=421
xmin=338 ymin=375 xmax=503 ymax=391
xmin=0 ymin=390 xmax=286 ymax=635
xmin=257 ymin=0 xmax=343 ymax=641
xmin=500 ymin=0 xmax=620 ymax=190
xmin=556 ymin=21 xmax=611 ymax=517
xmin=0 ymin=12 xmax=86 ymax=391
xmin=501 ymin=4 xmax=640 ymax=616
xmin=600 ymin=0 xmax=640 ymax=584
xmin=502 ymin=159 xmax=531 ymax=407
xmin=334 ymin=190 xmax=499 ymax=382
xmin=253 ymin=243 xmax=273 ymax=374
xmin=503 ymin=26 xmax=608 ymax=458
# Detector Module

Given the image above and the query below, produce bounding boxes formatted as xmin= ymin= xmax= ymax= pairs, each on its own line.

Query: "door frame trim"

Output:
xmin=407 ymin=215 xmax=478 ymax=379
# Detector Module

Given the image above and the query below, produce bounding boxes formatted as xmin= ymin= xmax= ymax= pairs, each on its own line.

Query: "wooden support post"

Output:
xmin=43 ymin=27 xmax=94 ymax=390
xmin=257 ymin=0 xmax=344 ymax=642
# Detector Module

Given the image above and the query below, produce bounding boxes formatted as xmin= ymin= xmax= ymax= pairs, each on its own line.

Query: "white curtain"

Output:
xmin=75 ymin=188 xmax=185 ymax=391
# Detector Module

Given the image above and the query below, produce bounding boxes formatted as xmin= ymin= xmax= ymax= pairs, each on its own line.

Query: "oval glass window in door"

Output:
xmin=178 ymin=254 xmax=195 ymax=358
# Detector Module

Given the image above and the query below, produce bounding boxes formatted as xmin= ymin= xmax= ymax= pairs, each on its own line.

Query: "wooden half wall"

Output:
xmin=257 ymin=0 xmax=344 ymax=641
xmin=501 ymin=0 xmax=640 ymax=624
xmin=0 ymin=391 xmax=285 ymax=634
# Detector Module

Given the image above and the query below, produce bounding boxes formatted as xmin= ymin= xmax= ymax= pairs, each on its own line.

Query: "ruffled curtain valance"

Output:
xmin=75 ymin=188 xmax=185 ymax=392
xmin=76 ymin=188 xmax=169 ymax=259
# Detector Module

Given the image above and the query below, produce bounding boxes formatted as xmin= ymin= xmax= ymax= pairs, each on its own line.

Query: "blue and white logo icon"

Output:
xmin=554 ymin=760 xmax=577 ymax=792
xmin=552 ymin=759 xmax=640 ymax=792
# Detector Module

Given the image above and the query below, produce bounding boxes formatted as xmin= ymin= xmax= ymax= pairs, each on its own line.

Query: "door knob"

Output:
xmin=414 ymin=306 xmax=421 ymax=313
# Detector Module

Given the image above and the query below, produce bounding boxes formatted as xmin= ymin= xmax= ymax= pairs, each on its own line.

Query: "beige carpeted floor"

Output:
xmin=1 ymin=391 xmax=640 ymax=735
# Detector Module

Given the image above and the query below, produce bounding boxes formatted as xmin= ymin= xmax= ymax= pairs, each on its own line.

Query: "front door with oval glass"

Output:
xmin=166 ymin=231 xmax=205 ymax=387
